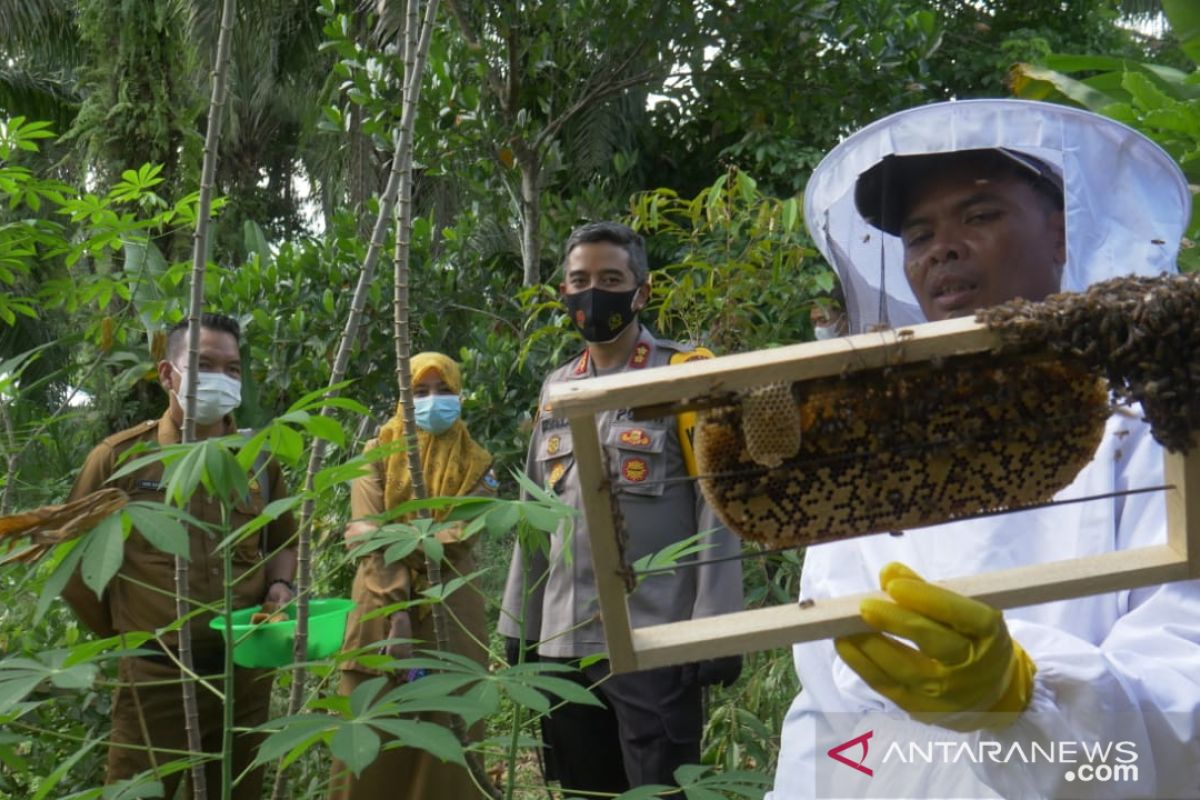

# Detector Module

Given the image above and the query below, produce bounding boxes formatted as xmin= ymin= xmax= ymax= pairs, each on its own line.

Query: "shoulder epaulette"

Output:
xmin=669 ymin=346 xmax=715 ymax=366
xmin=668 ymin=347 xmax=712 ymax=478
xmin=554 ymin=348 xmax=588 ymax=372
xmin=101 ymin=419 xmax=159 ymax=450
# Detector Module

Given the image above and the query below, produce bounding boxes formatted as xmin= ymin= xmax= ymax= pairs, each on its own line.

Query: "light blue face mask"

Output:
xmin=414 ymin=394 xmax=461 ymax=435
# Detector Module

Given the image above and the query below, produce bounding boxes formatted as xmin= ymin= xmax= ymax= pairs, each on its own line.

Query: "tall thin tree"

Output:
xmin=389 ymin=0 xmax=496 ymax=795
xmin=178 ymin=0 xmax=237 ymax=797
xmin=268 ymin=1 xmax=446 ymax=796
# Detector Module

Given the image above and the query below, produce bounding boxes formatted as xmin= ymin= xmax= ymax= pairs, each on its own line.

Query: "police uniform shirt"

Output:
xmin=499 ymin=327 xmax=743 ymax=658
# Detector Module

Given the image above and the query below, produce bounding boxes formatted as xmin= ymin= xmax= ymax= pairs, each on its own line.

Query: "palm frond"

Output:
xmin=0 ymin=67 xmax=79 ymax=129
xmin=0 ymin=0 xmax=77 ymax=54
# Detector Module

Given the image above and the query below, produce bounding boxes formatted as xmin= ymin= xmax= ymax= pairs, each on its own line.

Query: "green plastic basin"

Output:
xmin=209 ymin=597 xmax=354 ymax=669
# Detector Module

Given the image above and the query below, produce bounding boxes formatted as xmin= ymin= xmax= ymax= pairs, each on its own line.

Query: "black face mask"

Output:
xmin=563 ymin=286 xmax=640 ymax=342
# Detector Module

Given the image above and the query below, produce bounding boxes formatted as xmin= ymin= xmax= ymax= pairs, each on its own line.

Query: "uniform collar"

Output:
xmin=567 ymin=326 xmax=658 ymax=380
xmin=627 ymin=327 xmax=656 ymax=369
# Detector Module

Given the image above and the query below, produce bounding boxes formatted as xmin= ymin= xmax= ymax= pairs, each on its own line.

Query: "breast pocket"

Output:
xmin=606 ymin=423 xmax=667 ymax=497
xmin=537 ymin=430 xmax=575 ymax=494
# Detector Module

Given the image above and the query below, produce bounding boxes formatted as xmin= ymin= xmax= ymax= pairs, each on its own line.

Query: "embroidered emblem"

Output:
xmin=547 ymin=461 xmax=568 ymax=490
xmin=621 ymin=457 xmax=649 ymax=483
xmin=573 ymin=350 xmax=590 ymax=376
xmin=482 ymin=470 xmax=500 ymax=491
xmin=547 ymin=435 xmax=562 ymax=456
xmin=608 ymin=313 xmax=624 ymax=332
xmin=629 ymin=342 xmax=651 ymax=368
xmin=618 ymin=428 xmax=651 ymax=448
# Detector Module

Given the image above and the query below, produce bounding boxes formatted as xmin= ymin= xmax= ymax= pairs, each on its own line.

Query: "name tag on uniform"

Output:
xmin=135 ymin=479 xmax=162 ymax=491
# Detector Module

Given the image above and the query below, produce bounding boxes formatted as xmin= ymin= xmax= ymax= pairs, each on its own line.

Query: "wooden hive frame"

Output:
xmin=547 ymin=316 xmax=1200 ymax=674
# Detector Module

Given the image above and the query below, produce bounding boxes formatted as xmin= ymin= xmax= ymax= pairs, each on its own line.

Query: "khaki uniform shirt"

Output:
xmin=63 ymin=412 xmax=296 ymax=652
xmin=341 ymin=440 xmax=497 ymax=673
xmin=499 ymin=327 xmax=744 ymax=658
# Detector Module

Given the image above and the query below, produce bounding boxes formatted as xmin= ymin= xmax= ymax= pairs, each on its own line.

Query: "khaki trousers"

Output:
xmin=107 ymin=656 xmax=272 ymax=800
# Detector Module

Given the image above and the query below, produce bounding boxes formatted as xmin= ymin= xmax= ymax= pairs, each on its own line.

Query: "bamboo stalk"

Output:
xmin=389 ymin=0 xmax=496 ymax=796
xmin=177 ymin=1 xmax=237 ymax=796
xmin=0 ymin=397 xmax=16 ymax=516
xmin=269 ymin=6 xmax=442 ymax=800
xmin=220 ymin=507 xmax=235 ymax=800
xmin=268 ymin=119 xmax=409 ymax=800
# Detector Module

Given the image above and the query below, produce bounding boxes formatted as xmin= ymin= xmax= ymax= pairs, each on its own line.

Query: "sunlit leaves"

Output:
xmin=0 ymin=117 xmax=54 ymax=158
xmin=630 ymin=531 xmax=712 ymax=581
xmin=35 ymin=536 xmax=85 ymax=623
xmin=629 ymin=166 xmax=825 ymax=352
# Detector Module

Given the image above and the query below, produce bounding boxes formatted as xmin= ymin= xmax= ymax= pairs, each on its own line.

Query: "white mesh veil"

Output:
xmin=803 ymin=99 xmax=1191 ymax=332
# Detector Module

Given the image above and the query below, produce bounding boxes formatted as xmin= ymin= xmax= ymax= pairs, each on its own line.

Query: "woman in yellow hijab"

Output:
xmin=329 ymin=352 xmax=495 ymax=800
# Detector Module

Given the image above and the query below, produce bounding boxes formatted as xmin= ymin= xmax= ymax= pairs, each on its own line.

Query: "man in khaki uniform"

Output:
xmin=63 ymin=313 xmax=297 ymax=799
xmin=499 ymin=222 xmax=744 ymax=793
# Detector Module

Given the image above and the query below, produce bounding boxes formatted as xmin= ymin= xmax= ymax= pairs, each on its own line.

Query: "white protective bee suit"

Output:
xmin=769 ymin=100 xmax=1200 ymax=799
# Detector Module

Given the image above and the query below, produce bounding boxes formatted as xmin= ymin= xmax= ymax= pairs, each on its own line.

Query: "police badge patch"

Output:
xmin=621 ymin=457 xmax=649 ymax=483
xmin=547 ymin=461 xmax=569 ymax=491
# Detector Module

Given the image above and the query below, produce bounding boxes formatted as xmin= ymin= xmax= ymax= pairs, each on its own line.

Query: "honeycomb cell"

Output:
xmin=695 ymin=352 xmax=1108 ymax=547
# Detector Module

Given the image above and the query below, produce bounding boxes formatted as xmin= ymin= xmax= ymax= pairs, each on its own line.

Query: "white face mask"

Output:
xmin=814 ymin=325 xmax=840 ymax=341
xmin=172 ymin=365 xmax=242 ymax=425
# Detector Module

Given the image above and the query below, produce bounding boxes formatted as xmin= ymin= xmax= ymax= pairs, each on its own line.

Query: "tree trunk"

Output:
xmin=389 ymin=1 xmax=498 ymax=796
xmin=179 ymin=0 xmax=238 ymax=797
xmin=519 ymin=155 xmax=542 ymax=287
xmin=0 ymin=398 xmax=16 ymax=516
xmin=269 ymin=2 xmax=452 ymax=798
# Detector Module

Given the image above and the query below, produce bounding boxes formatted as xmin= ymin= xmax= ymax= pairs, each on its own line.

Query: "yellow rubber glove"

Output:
xmin=835 ymin=562 xmax=1036 ymax=731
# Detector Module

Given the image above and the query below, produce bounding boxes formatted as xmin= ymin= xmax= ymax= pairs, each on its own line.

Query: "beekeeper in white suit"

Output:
xmin=770 ymin=99 xmax=1200 ymax=800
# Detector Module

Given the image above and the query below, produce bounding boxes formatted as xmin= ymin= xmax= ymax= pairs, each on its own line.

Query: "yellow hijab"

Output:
xmin=376 ymin=352 xmax=492 ymax=518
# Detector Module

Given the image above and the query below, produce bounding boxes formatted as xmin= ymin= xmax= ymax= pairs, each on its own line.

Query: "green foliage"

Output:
xmin=6 ymin=392 xmax=756 ymax=798
xmin=649 ymin=0 xmax=1147 ymax=198
xmin=631 ymin=168 xmax=829 ymax=352
xmin=2 ymin=4 xmax=1186 ymax=798
xmin=256 ymin=672 xmax=474 ymax=776
xmin=0 ymin=559 xmax=128 ymax=796
xmin=1009 ymin=1 xmax=1200 ymax=270
xmin=69 ymin=0 xmax=200 ymax=217
xmin=702 ymin=649 xmax=799 ymax=774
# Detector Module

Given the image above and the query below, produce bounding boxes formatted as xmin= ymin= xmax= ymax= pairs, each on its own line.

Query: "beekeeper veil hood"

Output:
xmin=803 ymin=99 xmax=1190 ymax=332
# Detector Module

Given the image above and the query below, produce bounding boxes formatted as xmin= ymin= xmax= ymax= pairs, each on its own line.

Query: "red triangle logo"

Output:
xmin=827 ymin=730 xmax=874 ymax=777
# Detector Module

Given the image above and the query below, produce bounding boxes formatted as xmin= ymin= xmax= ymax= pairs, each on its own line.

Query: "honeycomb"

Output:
xmin=695 ymin=353 xmax=1108 ymax=548
xmin=742 ymin=382 xmax=802 ymax=468
xmin=981 ymin=273 xmax=1200 ymax=454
